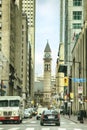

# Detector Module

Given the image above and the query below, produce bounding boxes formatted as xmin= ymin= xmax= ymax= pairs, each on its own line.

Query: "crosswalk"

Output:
xmin=0 ymin=120 xmax=85 ymax=130
xmin=0 ymin=127 xmax=83 ymax=130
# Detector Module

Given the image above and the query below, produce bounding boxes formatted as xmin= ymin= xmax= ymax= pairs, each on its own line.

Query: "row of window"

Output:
xmin=73 ymin=0 xmax=82 ymax=6
xmin=73 ymin=23 xmax=81 ymax=29
xmin=44 ymin=94 xmax=50 ymax=98
xmin=73 ymin=11 xmax=82 ymax=20
xmin=73 ymin=1 xmax=82 ymax=24
xmin=22 ymin=0 xmax=33 ymax=3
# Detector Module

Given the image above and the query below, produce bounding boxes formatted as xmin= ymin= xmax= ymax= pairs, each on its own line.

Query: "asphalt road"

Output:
xmin=0 ymin=116 xmax=87 ymax=130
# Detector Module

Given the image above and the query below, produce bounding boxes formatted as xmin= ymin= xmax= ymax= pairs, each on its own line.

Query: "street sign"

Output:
xmin=78 ymin=86 xmax=83 ymax=94
xmin=72 ymin=78 xmax=86 ymax=82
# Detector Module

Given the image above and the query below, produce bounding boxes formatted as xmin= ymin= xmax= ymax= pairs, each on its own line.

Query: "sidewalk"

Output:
xmin=62 ymin=114 xmax=87 ymax=124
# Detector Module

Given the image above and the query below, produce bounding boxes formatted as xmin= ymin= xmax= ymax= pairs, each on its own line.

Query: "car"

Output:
xmin=32 ymin=108 xmax=38 ymax=116
xmin=59 ymin=105 xmax=64 ymax=114
xmin=40 ymin=109 xmax=60 ymax=126
xmin=36 ymin=107 xmax=48 ymax=120
xmin=24 ymin=109 xmax=31 ymax=118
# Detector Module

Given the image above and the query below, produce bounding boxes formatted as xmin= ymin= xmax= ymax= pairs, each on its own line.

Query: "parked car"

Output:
xmin=27 ymin=108 xmax=33 ymax=117
xmin=40 ymin=109 xmax=60 ymax=126
xmin=24 ymin=109 xmax=31 ymax=118
xmin=59 ymin=105 xmax=64 ymax=114
xmin=36 ymin=107 xmax=48 ymax=120
xmin=33 ymin=108 xmax=38 ymax=116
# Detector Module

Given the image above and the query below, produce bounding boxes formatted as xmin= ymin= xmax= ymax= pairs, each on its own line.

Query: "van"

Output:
xmin=0 ymin=96 xmax=24 ymax=124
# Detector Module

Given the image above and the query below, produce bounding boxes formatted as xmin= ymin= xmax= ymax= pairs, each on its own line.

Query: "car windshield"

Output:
xmin=44 ymin=110 xmax=58 ymax=115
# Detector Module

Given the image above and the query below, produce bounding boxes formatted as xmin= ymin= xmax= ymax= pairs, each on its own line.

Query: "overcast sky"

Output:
xmin=35 ymin=0 xmax=60 ymax=77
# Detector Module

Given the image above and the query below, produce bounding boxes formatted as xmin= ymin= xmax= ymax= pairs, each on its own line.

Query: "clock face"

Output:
xmin=45 ymin=53 xmax=50 ymax=58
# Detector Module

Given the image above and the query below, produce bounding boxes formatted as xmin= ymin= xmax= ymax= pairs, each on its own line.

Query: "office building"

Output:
xmin=22 ymin=0 xmax=36 ymax=98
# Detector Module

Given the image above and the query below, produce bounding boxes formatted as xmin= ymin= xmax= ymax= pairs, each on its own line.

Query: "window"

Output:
xmin=44 ymin=64 xmax=50 ymax=71
xmin=73 ymin=23 xmax=81 ymax=29
xmin=0 ymin=11 xmax=2 ymax=17
xmin=73 ymin=0 xmax=82 ymax=6
xmin=0 ymin=0 xmax=2 ymax=7
xmin=0 ymin=43 xmax=1 ymax=51
xmin=73 ymin=11 xmax=82 ymax=20
xmin=22 ymin=37 xmax=24 ymax=41
xmin=0 ymin=22 xmax=2 ymax=29
xmin=9 ymin=100 xmax=19 ymax=107
xmin=21 ymin=67 xmax=23 ymax=72
xmin=22 ymin=25 xmax=24 ymax=29
xmin=0 ymin=100 xmax=8 ymax=107
xmin=0 ymin=32 xmax=2 ymax=40
xmin=21 ymin=74 xmax=23 ymax=78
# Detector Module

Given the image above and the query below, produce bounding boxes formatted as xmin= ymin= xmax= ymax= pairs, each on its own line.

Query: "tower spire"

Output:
xmin=44 ymin=40 xmax=51 ymax=52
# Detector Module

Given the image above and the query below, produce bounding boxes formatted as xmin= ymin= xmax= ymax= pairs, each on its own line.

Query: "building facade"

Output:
xmin=71 ymin=0 xmax=87 ymax=113
xmin=64 ymin=0 xmax=83 ymax=75
xmin=57 ymin=0 xmax=84 ymax=113
xmin=0 ymin=0 xmax=23 ymax=96
xmin=22 ymin=0 xmax=36 ymax=98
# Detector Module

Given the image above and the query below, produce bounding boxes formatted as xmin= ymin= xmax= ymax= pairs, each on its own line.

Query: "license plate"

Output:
xmin=48 ymin=116 xmax=54 ymax=119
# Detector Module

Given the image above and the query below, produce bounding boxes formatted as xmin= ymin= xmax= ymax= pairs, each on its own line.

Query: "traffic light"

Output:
xmin=64 ymin=77 xmax=68 ymax=86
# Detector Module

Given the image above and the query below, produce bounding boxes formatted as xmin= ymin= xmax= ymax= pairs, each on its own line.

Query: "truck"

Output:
xmin=0 ymin=96 xmax=24 ymax=124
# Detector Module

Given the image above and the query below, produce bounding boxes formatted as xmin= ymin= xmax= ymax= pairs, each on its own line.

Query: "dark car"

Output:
xmin=40 ymin=109 xmax=60 ymax=126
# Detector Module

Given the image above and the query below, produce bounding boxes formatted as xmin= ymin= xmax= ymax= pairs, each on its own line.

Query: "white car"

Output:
xmin=36 ymin=107 xmax=48 ymax=120
xmin=24 ymin=109 xmax=31 ymax=118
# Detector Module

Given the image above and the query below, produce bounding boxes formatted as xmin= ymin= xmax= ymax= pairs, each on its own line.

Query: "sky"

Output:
xmin=35 ymin=0 xmax=60 ymax=77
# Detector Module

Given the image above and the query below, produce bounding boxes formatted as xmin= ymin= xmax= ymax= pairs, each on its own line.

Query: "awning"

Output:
xmin=58 ymin=64 xmax=67 ymax=73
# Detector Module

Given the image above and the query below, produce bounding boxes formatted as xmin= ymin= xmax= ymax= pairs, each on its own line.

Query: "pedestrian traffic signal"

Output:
xmin=64 ymin=77 xmax=68 ymax=86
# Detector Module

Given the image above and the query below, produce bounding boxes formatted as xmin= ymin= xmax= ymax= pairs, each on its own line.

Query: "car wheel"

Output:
xmin=40 ymin=122 xmax=44 ymax=126
xmin=56 ymin=122 xmax=60 ymax=126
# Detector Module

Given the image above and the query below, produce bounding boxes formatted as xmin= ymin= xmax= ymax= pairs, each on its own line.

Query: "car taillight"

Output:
xmin=58 ymin=114 xmax=60 ymax=119
xmin=41 ymin=114 xmax=44 ymax=119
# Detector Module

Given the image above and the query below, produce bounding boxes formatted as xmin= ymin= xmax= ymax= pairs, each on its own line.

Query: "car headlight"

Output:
xmin=13 ymin=111 xmax=17 ymax=115
xmin=0 ymin=112 xmax=2 ymax=115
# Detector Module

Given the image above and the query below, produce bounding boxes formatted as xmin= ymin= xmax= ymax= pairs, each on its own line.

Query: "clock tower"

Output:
xmin=43 ymin=41 xmax=52 ymax=106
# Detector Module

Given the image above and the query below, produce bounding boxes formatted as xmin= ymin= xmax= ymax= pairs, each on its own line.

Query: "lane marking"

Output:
xmin=42 ymin=128 xmax=50 ymax=130
xmin=58 ymin=128 xmax=66 ymax=130
xmin=74 ymin=129 xmax=82 ymax=130
xmin=8 ymin=128 xmax=20 ymax=130
xmin=26 ymin=128 xmax=34 ymax=130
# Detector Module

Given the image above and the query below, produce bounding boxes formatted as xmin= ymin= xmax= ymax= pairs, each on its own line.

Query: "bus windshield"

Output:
xmin=0 ymin=100 xmax=8 ymax=107
xmin=9 ymin=100 xmax=19 ymax=107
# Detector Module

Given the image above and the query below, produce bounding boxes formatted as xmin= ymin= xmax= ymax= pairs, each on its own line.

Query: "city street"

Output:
xmin=0 ymin=116 xmax=87 ymax=130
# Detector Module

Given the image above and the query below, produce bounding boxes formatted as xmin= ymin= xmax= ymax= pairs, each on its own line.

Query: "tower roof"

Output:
xmin=44 ymin=41 xmax=51 ymax=52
